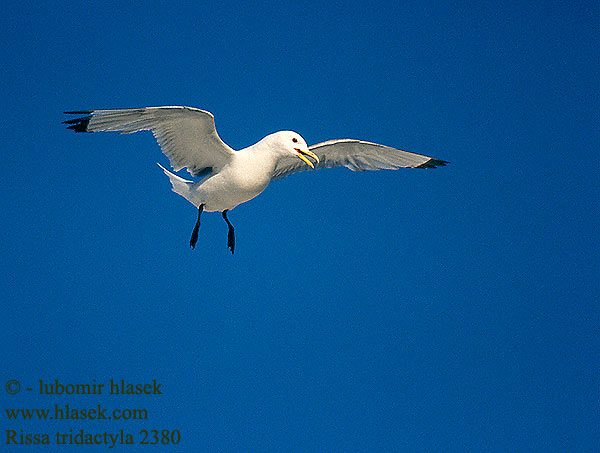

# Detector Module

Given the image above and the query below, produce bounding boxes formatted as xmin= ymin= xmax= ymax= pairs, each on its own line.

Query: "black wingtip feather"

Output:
xmin=62 ymin=114 xmax=92 ymax=133
xmin=417 ymin=158 xmax=450 ymax=169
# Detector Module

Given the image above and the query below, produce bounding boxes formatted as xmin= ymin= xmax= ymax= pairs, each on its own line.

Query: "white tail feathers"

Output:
xmin=157 ymin=163 xmax=198 ymax=206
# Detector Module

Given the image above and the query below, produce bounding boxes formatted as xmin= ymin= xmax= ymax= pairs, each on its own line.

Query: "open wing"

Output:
xmin=271 ymin=139 xmax=448 ymax=181
xmin=63 ymin=106 xmax=234 ymax=177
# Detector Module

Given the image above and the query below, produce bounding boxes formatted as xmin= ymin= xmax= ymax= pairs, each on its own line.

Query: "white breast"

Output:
xmin=193 ymin=152 xmax=274 ymax=212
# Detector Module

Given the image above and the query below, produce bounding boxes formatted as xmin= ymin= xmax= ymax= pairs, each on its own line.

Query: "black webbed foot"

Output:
xmin=190 ymin=204 xmax=204 ymax=249
xmin=222 ymin=210 xmax=235 ymax=254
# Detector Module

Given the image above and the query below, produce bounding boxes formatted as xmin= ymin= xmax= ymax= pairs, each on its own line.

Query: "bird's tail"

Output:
xmin=157 ymin=163 xmax=199 ymax=207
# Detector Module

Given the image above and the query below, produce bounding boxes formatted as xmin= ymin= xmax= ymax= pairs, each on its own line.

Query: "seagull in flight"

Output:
xmin=64 ymin=106 xmax=448 ymax=254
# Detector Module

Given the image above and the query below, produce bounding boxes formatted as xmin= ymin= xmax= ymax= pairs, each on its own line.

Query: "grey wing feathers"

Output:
xmin=63 ymin=106 xmax=234 ymax=177
xmin=271 ymin=139 xmax=448 ymax=180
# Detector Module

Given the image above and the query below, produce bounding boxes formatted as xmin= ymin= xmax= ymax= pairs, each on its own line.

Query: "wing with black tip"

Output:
xmin=271 ymin=139 xmax=448 ymax=180
xmin=64 ymin=106 xmax=234 ymax=177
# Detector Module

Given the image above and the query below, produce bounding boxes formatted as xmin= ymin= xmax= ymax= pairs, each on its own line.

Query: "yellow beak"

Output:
xmin=295 ymin=148 xmax=320 ymax=169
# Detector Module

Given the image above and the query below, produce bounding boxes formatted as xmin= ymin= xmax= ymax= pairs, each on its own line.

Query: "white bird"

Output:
xmin=64 ymin=106 xmax=448 ymax=253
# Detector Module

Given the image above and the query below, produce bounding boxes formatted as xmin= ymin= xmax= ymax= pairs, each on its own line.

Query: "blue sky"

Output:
xmin=1 ymin=0 xmax=598 ymax=451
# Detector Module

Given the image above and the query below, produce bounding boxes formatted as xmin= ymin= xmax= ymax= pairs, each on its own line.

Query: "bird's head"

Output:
xmin=268 ymin=131 xmax=320 ymax=168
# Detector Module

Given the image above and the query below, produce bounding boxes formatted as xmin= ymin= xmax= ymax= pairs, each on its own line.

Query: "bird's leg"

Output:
xmin=190 ymin=203 xmax=204 ymax=249
xmin=222 ymin=210 xmax=235 ymax=254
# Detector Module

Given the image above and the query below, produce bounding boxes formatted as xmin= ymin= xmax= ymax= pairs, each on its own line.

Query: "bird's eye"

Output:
xmin=292 ymin=137 xmax=298 ymax=143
